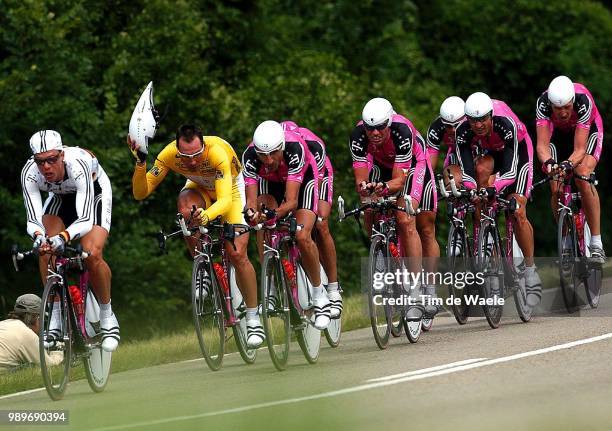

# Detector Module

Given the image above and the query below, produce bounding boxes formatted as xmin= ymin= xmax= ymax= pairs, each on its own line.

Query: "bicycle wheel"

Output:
xmin=447 ymin=225 xmax=471 ymax=325
xmin=388 ymin=239 xmax=404 ymax=338
xmin=83 ymin=289 xmax=112 ymax=392
xmin=558 ymin=209 xmax=580 ymax=313
xmin=192 ymin=258 xmax=225 ymax=371
xmin=294 ymin=262 xmax=321 ymax=364
xmin=324 ymin=317 xmax=341 ymax=348
xmin=261 ymin=250 xmax=290 ymax=371
xmin=40 ymin=277 xmax=71 ymax=401
xmin=227 ymin=264 xmax=257 ymax=364
xmin=477 ymin=221 xmax=504 ymax=329
xmin=582 ymin=219 xmax=602 ymax=308
xmin=510 ymin=235 xmax=532 ymax=323
xmin=368 ymin=236 xmax=391 ymax=349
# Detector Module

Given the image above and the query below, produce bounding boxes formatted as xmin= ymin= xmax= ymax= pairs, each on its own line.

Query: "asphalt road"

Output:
xmin=2 ymin=283 xmax=612 ymax=431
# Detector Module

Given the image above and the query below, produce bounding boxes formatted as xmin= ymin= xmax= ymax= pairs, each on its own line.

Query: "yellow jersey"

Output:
xmin=132 ymin=136 xmax=242 ymax=221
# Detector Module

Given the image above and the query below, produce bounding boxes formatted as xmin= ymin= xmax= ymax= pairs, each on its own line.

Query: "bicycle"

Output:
xmin=532 ymin=171 xmax=602 ymax=312
xmin=338 ymin=194 xmax=423 ymax=347
xmin=11 ymin=244 xmax=112 ymax=401
xmin=437 ymin=173 xmax=477 ymax=325
xmin=474 ymin=188 xmax=533 ymax=328
xmin=157 ymin=210 xmax=256 ymax=371
xmin=258 ymin=210 xmax=326 ymax=371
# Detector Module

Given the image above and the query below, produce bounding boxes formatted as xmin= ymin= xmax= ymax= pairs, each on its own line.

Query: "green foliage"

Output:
xmin=1 ymin=0 xmax=610 ymax=337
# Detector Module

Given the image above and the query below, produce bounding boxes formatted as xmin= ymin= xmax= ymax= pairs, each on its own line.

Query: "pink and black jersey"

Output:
xmin=349 ymin=114 xmax=428 ymax=203
xmin=455 ymin=100 xmax=533 ymax=196
xmin=426 ymin=116 xmax=460 ymax=168
xmin=242 ymin=130 xmax=317 ymax=186
xmin=536 ymin=83 xmax=604 ymax=161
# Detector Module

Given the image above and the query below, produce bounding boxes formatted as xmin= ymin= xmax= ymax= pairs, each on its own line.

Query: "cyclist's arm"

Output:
xmin=353 ymin=166 xmax=369 ymax=193
xmin=200 ymin=148 xmax=233 ymax=221
xmin=64 ymin=161 xmax=95 ymax=241
xmin=536 ymin=124 xmax=553 ymax=164
xmin=132 ymin=157 xmax=170 ymax=200
xmin=568 ymin=126 xmax=589 ymax=167
xmin=426 ymin=121 xmax=443 ymax=172
xmin=278 ymin=181 xmax=300 ymax=219
xmin=491 ymin=117 xmax=519 ymax=193
xmin=349 ymin=127 xmax=370 ymax=192
xmin=454 ymin=125 xmax=477 ymax=190
xmin=245 ymin=183 xmax=258 ymax=212
xmin=21 ymin=161 xmax=46 ymax=238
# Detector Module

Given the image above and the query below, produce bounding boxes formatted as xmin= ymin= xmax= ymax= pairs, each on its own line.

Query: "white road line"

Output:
xmin=366 ymin=358 xmax=488 ymax=382
xmin=0 ymin=387 xmax=45 ymax=400
xmin=91 ymin=332 xmax=612 ymax=431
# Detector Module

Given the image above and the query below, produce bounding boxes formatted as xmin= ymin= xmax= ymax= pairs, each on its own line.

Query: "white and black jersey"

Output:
xmin=21 ymin=146 xmax=112 ymax=240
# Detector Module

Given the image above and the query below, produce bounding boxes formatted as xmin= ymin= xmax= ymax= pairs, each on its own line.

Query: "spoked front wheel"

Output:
xmin=368 ymin=236 xmax=391 ymax=349
xmin=40 ymin=277 xmax=72 ymax=401
xmin=510 ymin=236 xmax=532 ymax=323
xmin=227 ymin=264 xmax=257 ymax=364
xmin=294 ymin=263 xmax=321 ymax=364
xmin=477 ymin=222 xmax=504 ymax=329
xmin=192 ymin=258 xmax=225 ymax=371
xmin=83 ymin=290 xmax=112 ymax=392
xmin=582 ymin=220 xmax=602 ymax=309
xmin=447 ymin=225 xmax=471 ymax=325
xmin=261 ymin=251 xmax=290 ymax=371
xmin=558 ymin=209 xmax=580 ymax=313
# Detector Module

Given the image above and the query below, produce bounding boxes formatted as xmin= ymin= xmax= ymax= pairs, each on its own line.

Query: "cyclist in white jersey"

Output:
xmin=20 ymin=130 xmax=119 ymax=352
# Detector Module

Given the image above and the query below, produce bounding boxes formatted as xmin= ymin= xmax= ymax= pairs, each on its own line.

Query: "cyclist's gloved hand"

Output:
xmin=479 ymin=187 xmax=496 ymax=200
xmin=193 ymin=208 xmax=210 ymax=226
xmin=541 ymin=158 xmax=558 ymax=175
xmin=32 ymin=232 xmax=45 ymax=250
xmin=127 ymin=135 xmax=147 ymax=164
xmin=263 ymin=208 xmax=277 ymax=227
xmin=358 ymin=181 xmax=370 ymax=197
xmin=374 ymin=182 xmax=390 ymax=197
xmin=47 ymin=232 xmax=67 ymax=253
xmin=559 ymin=160 xmax=574 ymax=175
xmin=244 ymin=208 xmax=258 ymax=226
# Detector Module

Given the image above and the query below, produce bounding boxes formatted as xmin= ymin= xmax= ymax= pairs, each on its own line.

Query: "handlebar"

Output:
xmin=11 ymin=244 xmax=89 ymax=272
xmin=338 ymin=193 xmax=419 ymax=222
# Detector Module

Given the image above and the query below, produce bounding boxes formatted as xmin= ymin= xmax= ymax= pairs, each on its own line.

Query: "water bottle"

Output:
xmin=68 ymin=285 xmax=84 ymax=317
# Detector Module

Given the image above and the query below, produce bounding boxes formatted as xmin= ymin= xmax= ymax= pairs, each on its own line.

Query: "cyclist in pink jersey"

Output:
xmin=281 ymin=121 xmax=342 ymax=318
xmin=350 ymin=97 xmax=437 ymax=318
xmin=242 ymin=120 xmax=331 ymax=330
xmin=427 ymin=96 xmax=465 ymax=189
xmin=456 ymin=92 xmax=541 ymax=306
xmin=536 ymin=75 xmax=605 ymax=262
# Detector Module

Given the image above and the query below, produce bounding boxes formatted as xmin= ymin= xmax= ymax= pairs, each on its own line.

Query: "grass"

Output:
xmin=0 ymin=295 xmax=369 ymax=397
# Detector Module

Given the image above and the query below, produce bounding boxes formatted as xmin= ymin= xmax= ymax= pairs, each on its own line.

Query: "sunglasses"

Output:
xmin=177 ymin=146 xmax=204 ymax=159
xmin=34 ymin=152 xmax=62 ymax=166
xmin=255 ymin=149 xmax=281 ymax=157
xmin=441 ymin=118 xmax=464 ymax=128
xmin=364 ymin=122 xmax=389 ymax=132
xmin=467 ymin=114 xmax=491 ymax=123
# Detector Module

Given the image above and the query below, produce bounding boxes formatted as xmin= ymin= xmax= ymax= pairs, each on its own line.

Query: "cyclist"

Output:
xmin=128 ymin=124 xmax=264 ymax=348
xmin=242 ymin=120 xmax=331 ymax=330
xmin=21 ymin=130 xmax=119 ymax=352
xmin=349 ymin=97 xmax=437 ymax=318
xmin=427 ymin=96 xmax=466 ymax=188
xmin=536 ymin=75 xmax=605 ymax=263
xmin=455 ymin=92 xmax=542 ymax=306
xmin=281 ymin=121 xmax=343 ymax=319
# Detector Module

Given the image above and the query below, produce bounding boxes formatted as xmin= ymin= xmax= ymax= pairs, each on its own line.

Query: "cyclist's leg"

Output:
xmin=178 ymin=181 xmax=211 ymax=257
xmin=39 ymin=215 xmax=65 ymax=283
xmin=510 ymin=138 xmax=535 ymax=267
xmin=80 ymin=226 xmax=111 ymax=303
xmin=415 ymin=165 xmax=439 ymax=272
xmin=315 ymin=202 xmax=337 ymax=282
xmin=224 ymin=178 xmax=258 ymax=309
xmin=575 ymin=121 xmax=603 ymax=255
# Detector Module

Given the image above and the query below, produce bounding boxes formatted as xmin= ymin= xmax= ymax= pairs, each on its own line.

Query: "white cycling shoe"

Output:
xmin=327 ymin=290 xmax=343 ymax=319
xmin=525 ymin=266 xmax=542 ymax=307
xmin=246 ymin=318 xmax=265 ymax=349
xmin=313 ymin=294 xmax=331 ymax=330
xmin=100 ymin=313 xmax=120 ymax=352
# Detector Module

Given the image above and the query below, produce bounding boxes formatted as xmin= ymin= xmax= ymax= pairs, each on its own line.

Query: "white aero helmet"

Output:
xmin=465 ymin=92 xmax=493 ymax=119
xmin=29 ymin=130 xmax=63 ymax=154
xmin=547 ymin=75 xmax=575 ymax=107
xmin=253 ymin=120 xmax=285 ymax=153
xmin=362 ymin=97 xmax=394 ymax=128
xmin=440 ymin=96 xmax=465 ymax=126
xmin=128 ymin=81 xmax=158 ymax=155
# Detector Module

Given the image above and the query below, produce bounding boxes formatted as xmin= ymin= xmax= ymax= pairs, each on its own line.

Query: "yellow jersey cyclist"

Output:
xmin=128 ymin=124 xmax=264 ymax=348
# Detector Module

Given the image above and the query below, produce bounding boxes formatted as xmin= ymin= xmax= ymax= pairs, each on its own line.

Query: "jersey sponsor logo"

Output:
xmin=350 ymin=140 xmax=363 ymax=153
xmin=398 ymin=137 xmax=411 ymax=150
xmin=504 ymin=130 xmax=513 ymax=140
xmin=215 ymin=169 xmax=224 ymax=179
xmin=578 ymin=103 xmax=588 ymax=115
xmin=150 ymin=166 xmax=161 ymax=176
xmin=428 ymin=129 xmax=439 ymax=140
xmin=289 ymin=153 xmax=300 ymax=166
xmin=27 ymin=174 xmax=38 ymax=183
